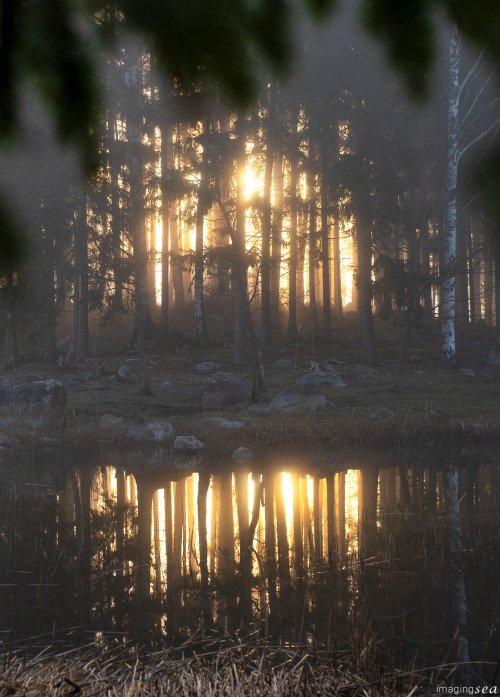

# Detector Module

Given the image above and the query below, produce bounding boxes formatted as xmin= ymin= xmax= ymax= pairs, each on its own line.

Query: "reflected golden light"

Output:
xmin=281 ymin=472 xmax=293 ymax=545
xmin=344 ymin=469 xmax=359 ymax=555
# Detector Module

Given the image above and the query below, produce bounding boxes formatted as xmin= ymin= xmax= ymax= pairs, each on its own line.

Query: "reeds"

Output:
xmin=0 ymin=639 xmax=434 ymax=697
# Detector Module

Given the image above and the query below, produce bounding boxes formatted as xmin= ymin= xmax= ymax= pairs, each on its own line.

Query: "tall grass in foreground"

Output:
xmin=1 ymin=636 xmax=496 ymax=696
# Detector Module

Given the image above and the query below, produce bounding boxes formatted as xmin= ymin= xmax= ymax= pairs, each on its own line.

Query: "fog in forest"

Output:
xmin=1 ymin=3 xmax=500 ymax=692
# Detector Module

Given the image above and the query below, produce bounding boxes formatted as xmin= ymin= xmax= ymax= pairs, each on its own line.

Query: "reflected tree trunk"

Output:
xmin=263 ymin=471 xmax=277 ymax=621
xmin=336 ymin=472 xmax=346 ymax=557
xmin=291 ymin=473 xmax=303 ymax=578
xmin=443 ymin=463 xmax=472 ymax=677
xmin=359 ymin=466 xmax=378 ymax=557
xmin=326 ymin=474 xmax=335 ymax=563
xmin=135 ymin=473 xmax=153 ymax=633
xmin=197 ymin=471 xmax=212 ymax=625
xmin=153 ymin=490 xmax=162 ymax=600
xmin=275 ymin=472 xmax=290 ymax=595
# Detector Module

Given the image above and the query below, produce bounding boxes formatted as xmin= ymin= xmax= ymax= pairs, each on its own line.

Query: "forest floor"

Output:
xmin=1 ymin=314 xmax=500 ymax=455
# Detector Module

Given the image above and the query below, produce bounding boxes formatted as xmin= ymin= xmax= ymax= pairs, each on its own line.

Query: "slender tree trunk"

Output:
xmin=160 ymin=107 xmax=171 ymax=333
xmin=352 ymin=93 xmax=377 ymax=365
xmin=333 ymin=204 xmax=343 ymax=321
xmin=320 ymin=140 xmax=331 ymax=339
xmin=287 ymin=109 xmax=299 ymax=339
xmin=233 ymin=111 xmax=247 ymax=367
xmin=194 ymin=118 xmax=210 ymax=347
xmin=125 ymin=42 xmax=151 ymax=391
xmin=261 ymin=105 xmax=274 ymax=353
xmin=442 ymin=25 xmax=460 ymax=365
xmin=308 ymin=149 xmax=318 ymax=335
xmin=272 ymin=152 xmax=283 ymax=325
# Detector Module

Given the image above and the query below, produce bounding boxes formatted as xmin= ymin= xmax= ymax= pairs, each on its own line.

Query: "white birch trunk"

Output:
xmin=442 ymin=26 xmax=460 ymax=364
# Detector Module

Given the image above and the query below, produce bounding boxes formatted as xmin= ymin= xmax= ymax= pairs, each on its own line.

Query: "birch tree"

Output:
xmin=442 ymin=25 xmax=500 ymax=365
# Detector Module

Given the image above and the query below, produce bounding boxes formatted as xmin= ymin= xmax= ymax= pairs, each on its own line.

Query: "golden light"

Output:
xmin=344 ymin=469 xmax=359 ymax=555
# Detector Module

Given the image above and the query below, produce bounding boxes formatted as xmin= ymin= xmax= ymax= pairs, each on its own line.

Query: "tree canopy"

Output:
xmin=0 ymin=0 xmax=499 ymax=261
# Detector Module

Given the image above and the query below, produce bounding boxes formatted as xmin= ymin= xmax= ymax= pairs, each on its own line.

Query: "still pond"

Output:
xmin=1 ymin=447 xmax=499 ymax=680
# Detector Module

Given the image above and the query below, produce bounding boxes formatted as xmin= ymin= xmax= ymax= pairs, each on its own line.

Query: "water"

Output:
xmin=0 ymin=447 xmax=499 ymax=680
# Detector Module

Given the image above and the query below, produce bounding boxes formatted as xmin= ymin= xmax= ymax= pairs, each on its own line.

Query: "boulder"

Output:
xmin=127 ymin=416 xmax=175 ymax=444
xmin=101 ymin=414 xmax=125 ymax=429
xmin=205 ymin=417 xmax=244 ymax=429
xmin=268 ymin=383 xmax=326 ymax=412
xmin=369 ymin=407 xmax=396 ymax=423
xmin=203 ymin=378 xmax=251 ymax=405
xmin=459 ymin=368 xmax=475 ymax=377
xmin=271 ymin=359 xmax=295 ymax=370
xmin=320 ymin=359 xmax=344 ymax=372
xmin=0 ymin=379 xmax=65 ymax=406
xmin=173 ymin=435 xmax=206 ymax=453
xmin=117 ymin=363 xmax=137 ymax=383
xmin=232 ymin=447 xmax=253 ymax=463
xmin=195 ymin=361 xmax=221 ymax=373
xmin=484 ymin=352 xmax=500 ymax=369
xmin=296 ymin=371 xmax=346 ymax=388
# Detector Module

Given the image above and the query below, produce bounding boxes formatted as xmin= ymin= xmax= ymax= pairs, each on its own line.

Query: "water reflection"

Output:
xmin=0 ymin=453 xmax=499 ymax=679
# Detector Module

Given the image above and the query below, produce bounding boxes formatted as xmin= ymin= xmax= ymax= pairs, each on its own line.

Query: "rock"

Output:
xmin=268 ymin=383 xmax=326 ymax=412
xmin=0 ymin=379 xmax=65 ymax=406
xmin=248 ymin=401 xmax=270 ymax=412
xmin=117 ymin=363 xmax=137 ymax=383
xmin=320 ymin=359 xmax=344 ymax=372
xmin=415 ymin=370 xmax=424 ymax=375
xmin=369 ymin=407 xmax=396 ymax=423
xmin=459 ymin=368 xmax=475 ymax=377
xmin=232 ymin=447 xmax=253 ymax=463
xmin=173 ymin=453 xmax=204 ymax=469
xmin=44 ymin=384 xmax=67 ymax=428
xmin=173 ymin=435 xmax=206 ymax=453
xmin=0 ymin=433 xmax=17 ymax=446
xmin=127 ymin=416 xmax=175 ymax=444
xmin=160 ymin=380 xmax=173 ymax=390
xmin=203 ymin=378 xmax=251 ymax=405
xmin=296 ymin=371 xmax=346 ymax=388
xmin=271 ymin=359 xmax=295 ymax=370
xmin=484 ymin=352 xmax=500 ymax=368
xmin=195 ymin=361 xmax=221 ymax=373
xmin=205 ymin=417 xmax=244 ymax=429
xmin=101 ymin=414 xmax=125 ymax=429
xmin=341 ymin=367 xmax=359 ymax=378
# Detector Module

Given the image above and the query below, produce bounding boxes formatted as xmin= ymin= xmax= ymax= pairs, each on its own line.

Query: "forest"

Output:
xmin=1 ymin=2 xmax=500 ymax=695
xmin=1 ymin=4 xmax=499 ymax=393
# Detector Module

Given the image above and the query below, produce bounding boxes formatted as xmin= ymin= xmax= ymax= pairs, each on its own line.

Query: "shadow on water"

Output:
xmin=0 ymin=446 xmax=499 ymax=685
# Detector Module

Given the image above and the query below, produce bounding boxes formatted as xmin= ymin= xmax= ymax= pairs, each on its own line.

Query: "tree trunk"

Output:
xmin=233 ymin=111 xmax=247 ymax=367
xmin=320 ymin=139 xmax=331 ymax=339
xmin=125 ymin=42 xmax=151 ymax=391
xmin=272 ymin=152 xmax=283 ymax=326
xmin=160 ymin=107 xmax=171 ymax=334
xmin=287 ymin=109 xmax=299 ymax=339
xmin=442 ymin=25 xmax=460 ymax=366
xmin=194 ymin=118 xmax=210 ymax=347
xmin=307 ymin=148 xmax=318 ymax=336
xmin=261 ymin=102 xmax=274 ymax=353
xmin=333 ymin=203 xmax=343 ymax=321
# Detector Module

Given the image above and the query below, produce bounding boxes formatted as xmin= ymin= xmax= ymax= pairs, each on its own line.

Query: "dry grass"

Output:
xmin=0 ymin=640 xmax=444 ymax=697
